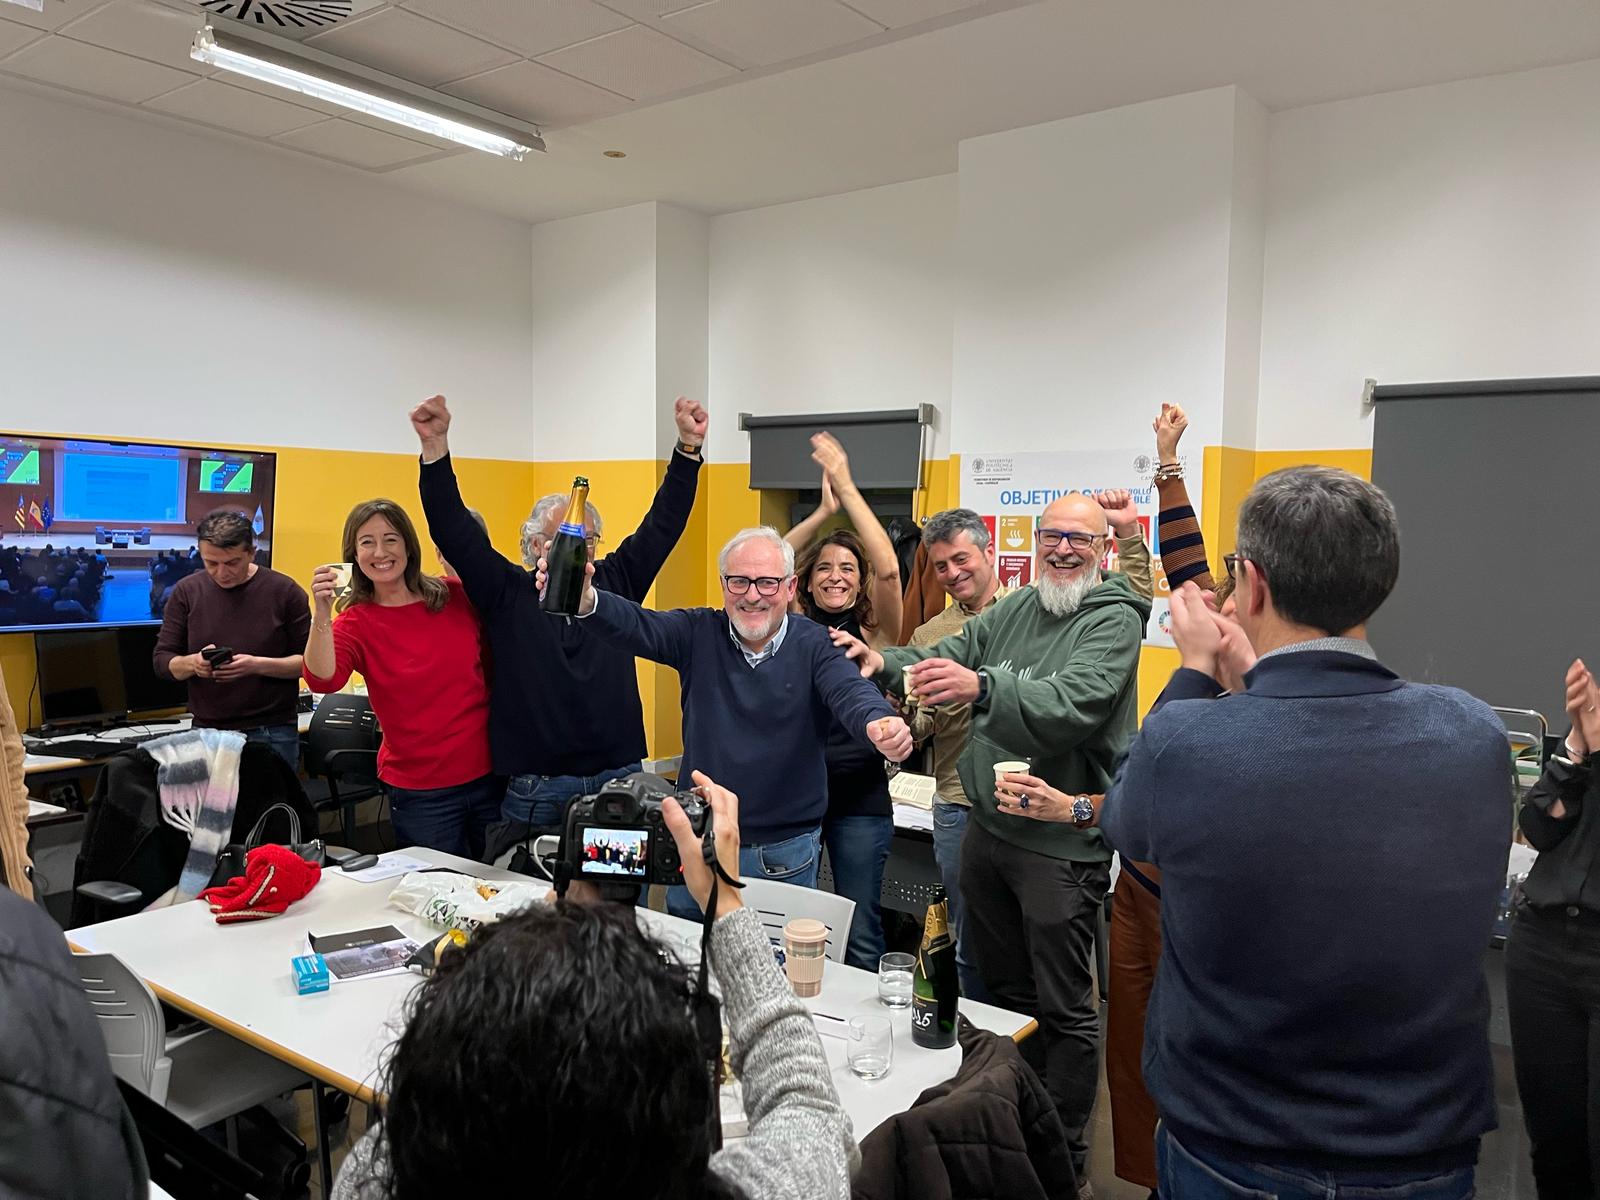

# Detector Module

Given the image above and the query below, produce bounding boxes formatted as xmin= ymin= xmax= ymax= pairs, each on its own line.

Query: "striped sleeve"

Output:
xmin=1156 ymin=474 xmax=1216 ymax=592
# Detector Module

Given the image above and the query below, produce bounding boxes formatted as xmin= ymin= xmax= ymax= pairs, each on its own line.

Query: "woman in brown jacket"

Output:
xmin=1 ymin=664 xmax=33 ymax=899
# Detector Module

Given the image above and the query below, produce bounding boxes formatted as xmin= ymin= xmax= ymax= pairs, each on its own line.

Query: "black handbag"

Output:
xmin=205 ymin=803 xmax=326 ymax=891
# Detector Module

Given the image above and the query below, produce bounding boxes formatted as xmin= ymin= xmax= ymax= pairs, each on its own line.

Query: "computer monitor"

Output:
xmin=35 ymin=627 xmax=186 ymax=727
xmin=0 ymin=432 xmax=277 ymax=633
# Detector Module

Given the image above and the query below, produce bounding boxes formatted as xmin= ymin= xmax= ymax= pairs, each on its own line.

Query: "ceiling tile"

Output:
xmin=272 ymin=116 xmax=438 ymax=167
xmin=0 ymin=31 xmax=191 ymax=101
xmin=0 ymin=0 xmax=113 ymax=31
xmin=401 ymin=0 xmax=633 ymax=58
xmin=0 ymin=15 xmax=44 ymax=55
xmin=144 ymin=76 xmax=325 ymax=136
xmin=305 ymin=6 xmax=519 ymax=87
xmin=58 ymin=0 xmax=212 ymax=75
xmin=600 ymin=0 xmax=712 ymax=17
xmin=443 ymin=58 xmax=628 ymax=127
xmin=537 ymin=22 xmax=733 ymax=100
xmin=662 ymin=0 xmax=882 ymax=67
xmin=837 ymin=0 xmax=984 ymax=27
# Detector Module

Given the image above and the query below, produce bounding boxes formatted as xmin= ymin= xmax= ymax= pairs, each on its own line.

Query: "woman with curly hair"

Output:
xmin=785 ymin=432 xmax=902 ymax=969
xmin=332 ymin=776 xmax=855 ymax=1200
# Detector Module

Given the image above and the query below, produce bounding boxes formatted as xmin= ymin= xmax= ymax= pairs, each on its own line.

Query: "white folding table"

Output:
xmin=70 ymin=846 xmax=1034 ymax=1161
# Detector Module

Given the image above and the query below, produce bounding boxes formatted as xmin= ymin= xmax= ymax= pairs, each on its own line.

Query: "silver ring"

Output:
xmin=1020 ymin=796 xmax=1029 ymax=809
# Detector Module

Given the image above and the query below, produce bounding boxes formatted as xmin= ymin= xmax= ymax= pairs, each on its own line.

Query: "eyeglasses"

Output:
xmin=723 ymin=574 xmax=790 ymax=597
xmin=536 ymin=534 xmax=601 ymax=553
xmin=1223 ymin=553 xmax=1245 ymax=581
xmin=1036 ymin=529 xmax=1103 ymax=552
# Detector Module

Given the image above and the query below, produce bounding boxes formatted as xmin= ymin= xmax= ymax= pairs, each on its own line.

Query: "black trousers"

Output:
xmin=1506 ymin=904 xmax=1600 ymax=1199
xmin=960 ymin=818 xmax=1109 ymax=1174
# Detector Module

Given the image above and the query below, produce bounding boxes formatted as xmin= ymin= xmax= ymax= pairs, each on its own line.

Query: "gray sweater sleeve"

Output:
xmin=709 ymin=905 xmax=859 ymax=1200
xmin=331 ymin=905 xmax=857 ymax=1200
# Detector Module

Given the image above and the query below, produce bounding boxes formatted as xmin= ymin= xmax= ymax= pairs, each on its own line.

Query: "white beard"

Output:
xmin=1035 ymin=568 xmax=1099 ymax=617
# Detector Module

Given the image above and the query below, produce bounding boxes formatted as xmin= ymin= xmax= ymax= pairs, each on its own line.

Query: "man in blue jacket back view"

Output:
xmin=1101 ymin=466 xmax=1510 ymax=1200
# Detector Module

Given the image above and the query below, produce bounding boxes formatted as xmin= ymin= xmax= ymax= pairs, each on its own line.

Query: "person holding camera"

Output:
xmin=153 ymin=510 xmax=310 ymax=770
xmin=332 ymin=773 xmax=857 ymax=1200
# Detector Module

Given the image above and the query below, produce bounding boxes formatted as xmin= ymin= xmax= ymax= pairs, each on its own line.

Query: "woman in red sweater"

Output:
xmin=303 ymin=499 xmax=497 ymax=860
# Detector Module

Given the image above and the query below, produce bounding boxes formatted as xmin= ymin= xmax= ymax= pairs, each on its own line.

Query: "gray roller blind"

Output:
xmin=1369 ymin=376 xmax=1600 ymax=728
xmin=740 ymin=407 xmax=931 ymax=490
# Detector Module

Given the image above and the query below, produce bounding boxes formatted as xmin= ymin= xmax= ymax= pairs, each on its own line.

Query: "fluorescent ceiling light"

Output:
xmin=1 ymin=0 xmax=45 ymax=11
xmin=190 ymin=25 xmax=540 ymax=160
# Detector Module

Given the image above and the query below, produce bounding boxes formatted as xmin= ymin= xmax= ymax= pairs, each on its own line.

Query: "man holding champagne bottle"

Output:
xmin=412 ymin=393 xmax=707 ymax=847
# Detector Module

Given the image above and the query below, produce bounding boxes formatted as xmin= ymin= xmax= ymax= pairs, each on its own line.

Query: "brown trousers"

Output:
xmin=1106 ymin=863 xmax=1162 ymax=1189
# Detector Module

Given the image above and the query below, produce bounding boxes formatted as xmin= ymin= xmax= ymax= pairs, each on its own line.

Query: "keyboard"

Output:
xmin=25 ymin=732 xmax=159 ymax=760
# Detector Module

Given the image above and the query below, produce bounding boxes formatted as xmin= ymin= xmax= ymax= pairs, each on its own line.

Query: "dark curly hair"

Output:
xmin=368 ymin=901 xmax=743 ymax=1200
xmin=795 ymin=529 xmax=876 ymax=633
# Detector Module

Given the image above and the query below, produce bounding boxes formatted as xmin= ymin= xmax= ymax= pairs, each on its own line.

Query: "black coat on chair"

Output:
xmin=68 ymin=742 xmax=316 ymax=928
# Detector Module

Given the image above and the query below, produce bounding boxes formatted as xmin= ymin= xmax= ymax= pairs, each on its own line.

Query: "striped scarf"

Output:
xmin=146 ymin=728 xmax=245 ymax=903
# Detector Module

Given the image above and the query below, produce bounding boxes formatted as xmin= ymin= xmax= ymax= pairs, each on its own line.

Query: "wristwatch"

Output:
xmin=975 ymin=667 xmax=991 ymax=707
xmin=677 ymin=440 xmax=702 ymax=457
xmin=1071 ymin=794 xmax=1096 ymax=828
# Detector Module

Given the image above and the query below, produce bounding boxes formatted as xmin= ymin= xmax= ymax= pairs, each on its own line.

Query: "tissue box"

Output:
xmin=292 ymin=953 xmax=330 ymax=995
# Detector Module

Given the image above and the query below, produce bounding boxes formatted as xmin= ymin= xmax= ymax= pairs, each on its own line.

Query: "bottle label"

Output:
xmin=557 ymin=522 xmax=585 ymax=537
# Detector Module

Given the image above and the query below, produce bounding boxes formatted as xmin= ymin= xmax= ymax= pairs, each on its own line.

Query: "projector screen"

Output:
xmin=57 ymin=451 xmax=184 ymax=523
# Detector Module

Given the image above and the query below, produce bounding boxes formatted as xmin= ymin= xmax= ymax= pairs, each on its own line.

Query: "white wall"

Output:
xmin=655 ymin=204 xmax=710 ymax=454
xmin=0 ymin=86 xmax=533 ymax=460
xmin=530 ymin=202 xmax=659 ymax=461
xmin=952 ymin=87 xmax=1244 ymax=456
xmin=707 ymin=175 xmax=957 ymax=462
xmin=1222 ymin=90 xmax=1267 ymax=449
xmin=1258 ymin=57 xmax=1600 ymax=450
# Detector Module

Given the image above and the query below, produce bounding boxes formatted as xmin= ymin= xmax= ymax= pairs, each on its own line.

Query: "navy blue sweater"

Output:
xmin=582 ymin=597 xmax=895 ymax=844
xmin=419 ymin=451 xmax=699 ymax=777
xmin=1101 ymin=651 xmax=1511 ymax=1171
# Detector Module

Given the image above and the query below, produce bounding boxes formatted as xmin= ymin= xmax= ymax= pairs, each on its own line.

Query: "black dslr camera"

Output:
xmin=561 ymin=772 xmax=711 ymax=887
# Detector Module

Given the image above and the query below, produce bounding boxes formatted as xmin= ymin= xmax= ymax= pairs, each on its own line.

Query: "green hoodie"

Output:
xmin=877 ymin=573 xmax=1150 ymax=862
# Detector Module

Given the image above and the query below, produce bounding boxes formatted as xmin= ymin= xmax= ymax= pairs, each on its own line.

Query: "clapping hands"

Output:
xmin=1169 ymin=582 xmax=1256 ymax=692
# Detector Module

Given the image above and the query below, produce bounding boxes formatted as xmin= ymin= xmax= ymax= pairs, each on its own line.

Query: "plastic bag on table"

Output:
xmin=387 ymin=871 xmax=546 ymax=934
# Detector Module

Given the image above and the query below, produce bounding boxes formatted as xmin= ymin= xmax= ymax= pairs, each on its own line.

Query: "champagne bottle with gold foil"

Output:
xmin=911 ymin=887 xmax=959 ymax=1048
xmin=541 ymin=476 xmax=591 ymax=616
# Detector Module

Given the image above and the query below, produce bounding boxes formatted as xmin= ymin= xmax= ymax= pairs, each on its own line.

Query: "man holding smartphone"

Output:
xmin=153 ymin=510 xmax=310 ymax=769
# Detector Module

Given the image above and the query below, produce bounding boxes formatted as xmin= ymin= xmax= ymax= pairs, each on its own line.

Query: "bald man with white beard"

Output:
xmin=834 ymin=492 xmax=1150 ymax=1186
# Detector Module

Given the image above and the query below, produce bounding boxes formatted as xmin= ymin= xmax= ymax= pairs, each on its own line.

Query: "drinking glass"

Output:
xmin=847 ymin=1015 xmax=893 ymax=1080
xmin=877 ymin=952 xmax=915 ymax=1008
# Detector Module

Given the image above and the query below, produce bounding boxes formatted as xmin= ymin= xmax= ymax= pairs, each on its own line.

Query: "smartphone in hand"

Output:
xmin=201 ymin=645 xmax=235 ymax=666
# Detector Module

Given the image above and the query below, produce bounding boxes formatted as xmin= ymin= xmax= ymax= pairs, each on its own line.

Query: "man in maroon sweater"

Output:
xmin=152 ymin=511 xmax=310 ymax=769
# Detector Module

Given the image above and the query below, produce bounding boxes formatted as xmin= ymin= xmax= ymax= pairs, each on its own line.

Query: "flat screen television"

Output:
xmin=36 ymin=626 xmax=188 ymax=726
xmin=0 ymin=434 xmax=277 ymax=632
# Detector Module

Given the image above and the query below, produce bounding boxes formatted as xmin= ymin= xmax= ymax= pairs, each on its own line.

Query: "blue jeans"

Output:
xmin=823 ymin=813 xmax=893 ymax=970
xmin=931 ymin=799 xmax=990 ymax=1002
xmin=502 ymin=763 xmax=642 ymax=834
xmin=666 ymin=827 xmax=823 ymax=922
xmin=243 ymin=724 xmax=300 ymax=772
xmin=1156 ymin=1127 xmax=1476 ymax=1200
xmin=385 ymin=774 xmax=504 ymax=862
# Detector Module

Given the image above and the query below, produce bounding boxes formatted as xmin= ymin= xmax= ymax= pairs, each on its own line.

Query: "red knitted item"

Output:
xmin=199 ymin=844 xmax=322 ymax=923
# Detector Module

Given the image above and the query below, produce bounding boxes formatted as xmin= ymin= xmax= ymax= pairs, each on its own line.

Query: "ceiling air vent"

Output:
xmin=194 ymin=1 xmax=363 ymax=37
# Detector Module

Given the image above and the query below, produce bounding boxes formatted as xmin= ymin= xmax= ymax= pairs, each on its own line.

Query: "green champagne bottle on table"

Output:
xmin=912 ymin=887 xmax=959 ymax=1049
xmin=541 ymin=476 xmax=590 ymax=617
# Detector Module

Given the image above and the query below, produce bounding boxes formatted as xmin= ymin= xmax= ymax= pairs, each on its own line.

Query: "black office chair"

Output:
xmin=302 ymin=694 xmax=382 ymax=848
